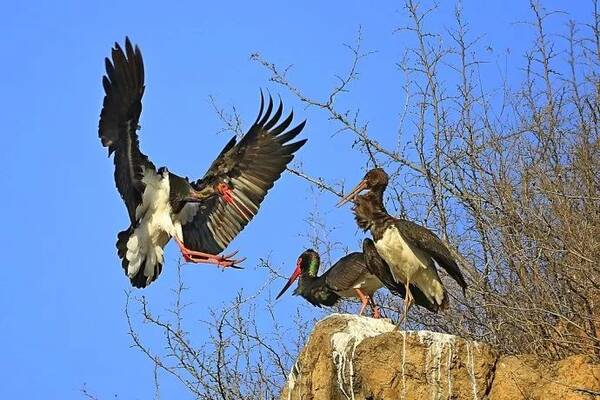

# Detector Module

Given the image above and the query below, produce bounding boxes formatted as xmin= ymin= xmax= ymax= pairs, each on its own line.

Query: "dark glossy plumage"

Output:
xmin=294 ymin=270 xmax=340 ymax=308
xmin=324 ymin=253 xmax=370 ymax=292
xmin=340 ymin=168 xmax=467 ymax=311
xmin=182 ymin=96 xmax=307 ymax=254
xmin=98 ymin=38 xmax=154 ymax=223
xmin=277 ymin=250 xmax=381 ymax=310
xmin=296 ymin=252 xmax=371 ymax=307
xmin=394 ymin=219 xmax=467 ymax=292
xmin=354 ymin=191 xmax=467 ymax=296
xmin=98 ymin=38 xmax=307 ymax=287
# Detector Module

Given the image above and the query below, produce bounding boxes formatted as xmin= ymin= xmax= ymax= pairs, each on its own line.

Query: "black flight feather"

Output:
xmin=182 ymin=92 xmax=307 ymax=254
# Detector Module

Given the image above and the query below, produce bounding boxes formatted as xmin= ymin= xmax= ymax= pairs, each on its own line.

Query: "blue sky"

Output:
xmin=0 ymin=1 xmax=590 ymax=398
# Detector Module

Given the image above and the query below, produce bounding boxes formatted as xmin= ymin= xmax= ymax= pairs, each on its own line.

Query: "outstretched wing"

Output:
xmin=181 ymin=94 xmax=307 ymax=254
xmin=395 ymin=219 xmax=468 ymax=293
xmin=323 ymin=252 xmax=370 ymax=292
xmin=98 ymin=37 xmax=155 ymax=223
xmin=362 ymin=238 xmax=438 ymax=312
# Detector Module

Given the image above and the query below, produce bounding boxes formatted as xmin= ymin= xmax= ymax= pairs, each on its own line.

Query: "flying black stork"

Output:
xmin=275 ymin=247 xmax=383 ymax=317
xmin=338 ymin=168 xmax=468 ymax=319
xmin=98 ymin=38 xmax=307 ymax=288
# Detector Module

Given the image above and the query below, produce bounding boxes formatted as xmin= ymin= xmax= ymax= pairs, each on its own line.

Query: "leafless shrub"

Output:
xmin=124 ymin=3 xmax=600 ymax=399
xmin=250 ymin=0 xmax=600 ymax=359
xmin=125 ymin=263 xmax=314 ymax=400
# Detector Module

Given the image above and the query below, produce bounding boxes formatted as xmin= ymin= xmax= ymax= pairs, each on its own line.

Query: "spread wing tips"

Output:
xmin=282 ymin=138 xmax=307 ymax=155
xmin=264 ymin=99 xmax=283 ymax=130
xmin=254 ymin=90 xmax=265 ymax=125
xmin=271 ymin=111 xmax=293 ymax=135
xmin=251 ymin=91 xmax=307 ymax=150
xmin=99 ymin=37 xmax=145 ymax=150
xmin=182 ymin=91 xmax=307 ymax=254
xmin=255 ymin=93 xmax=275 ymax=127
xmin=276 ymin=120 xmax=306 ymax=144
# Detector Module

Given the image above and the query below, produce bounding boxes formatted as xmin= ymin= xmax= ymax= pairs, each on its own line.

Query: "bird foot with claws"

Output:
xmin=182 ymin=249 xmax=245 ymax=269
xmin=372 ymin=306 xmax=382 ymax=319
xmin=176 ymin=238 xmax=244 ymax=269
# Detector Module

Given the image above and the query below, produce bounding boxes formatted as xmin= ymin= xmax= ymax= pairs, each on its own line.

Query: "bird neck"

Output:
xmin=302 ymin=257 xmax=320 ymax=278
xmin=354 ymin=188 xmax=390 ymax=231
xmin=294 ymin=257 xmax=321 ymax=293
xmin=294 ymin=273 xmax=338 ymax=307
xmin=370 ymin=187 xmax=387 ymax=214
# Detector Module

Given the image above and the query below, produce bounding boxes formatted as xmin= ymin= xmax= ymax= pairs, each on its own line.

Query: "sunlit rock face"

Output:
xmin=280 ymin=314 xmax=600 ymax=400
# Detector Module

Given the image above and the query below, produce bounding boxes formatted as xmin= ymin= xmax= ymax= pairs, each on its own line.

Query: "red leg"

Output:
xmin=399 ymin=280 xmax=414 ymax=324
xmin=174 ymin=237 xmax=245 ymax=269
xmin=355 ymin=288 xmax=370 ymax=316
xmin=369 ymin=296 xmax=382 ymax=319
xmin=372 ymin=307 xmax=381 ymax=319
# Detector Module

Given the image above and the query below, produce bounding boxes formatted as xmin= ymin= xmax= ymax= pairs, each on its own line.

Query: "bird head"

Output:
xmin=169 ymin=174 xmax=217 ymax=213
xmin=337 ymin=168 xmax=389 ymax=206
xmin=275 ymin=249 xmax=320 ymax=300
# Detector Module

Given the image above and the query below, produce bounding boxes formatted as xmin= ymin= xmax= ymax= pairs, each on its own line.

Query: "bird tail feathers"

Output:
xmin=116 ymin=227 xmax=163 ymax=288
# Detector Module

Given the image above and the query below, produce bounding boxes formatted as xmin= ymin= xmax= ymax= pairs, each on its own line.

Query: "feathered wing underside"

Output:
xmin=98 ymin=37 xmax=155 ymax=223
xmin=395 ymin=219 xmax=468 ymax=292
xmin=182 ymin=94 xmax=307 ymax=253
xmin=362 ymin=238 xmax=439 ymax=312
xmin=323 ymin=252 xmax=370 ymax=292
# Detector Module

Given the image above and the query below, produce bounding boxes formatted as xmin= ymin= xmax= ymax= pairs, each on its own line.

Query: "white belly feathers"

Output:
xmin=375 ymin=226 xmax=426 ymax=281
xmin=374 ymin=225 xmax=445 ymax=305
xmin=125 ymin=169 xmax=176 ymax=281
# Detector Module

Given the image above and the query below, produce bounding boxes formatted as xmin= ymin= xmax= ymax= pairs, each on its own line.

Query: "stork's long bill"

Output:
xmin=275 ymin=258 xmax=302 ymax=299
xmin=337 ymin=179 xmax=367 ymax=206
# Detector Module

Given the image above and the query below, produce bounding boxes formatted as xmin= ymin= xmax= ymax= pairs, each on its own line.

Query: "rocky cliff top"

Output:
xmin=281 ymin=314 xmax=599 ymax=400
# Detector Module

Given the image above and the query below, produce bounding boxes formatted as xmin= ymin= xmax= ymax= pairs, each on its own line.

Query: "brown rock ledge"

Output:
xmin=280 ymin=314 xmax=599 ymax=400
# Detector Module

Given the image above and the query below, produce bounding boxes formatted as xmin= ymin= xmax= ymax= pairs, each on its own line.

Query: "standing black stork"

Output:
xmin=98 ymin=38 xmax=307 ymax=288
xmin=275 ymin=247 xmax=383 ymax=317
xmin=338 ymin=168 xmax=468 ymax=318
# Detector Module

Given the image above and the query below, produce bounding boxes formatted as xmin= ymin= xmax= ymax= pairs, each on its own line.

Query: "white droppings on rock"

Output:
xmin=286 ymin=360 xmax=300 ymax=400
xmin=400 ymin=330 xmax=407 ymax=400
xmin=466 ymin=341 xmax=479 ymax=400
xmin=414 ymin=330 xmax=457 ymax=400
xmin=329 ymin=314 xmax=396 ymax=399
xmin=446 ymin=343 xmax=454 ymax=398
xmin=282 ymin=314 xmax=490 ymax=400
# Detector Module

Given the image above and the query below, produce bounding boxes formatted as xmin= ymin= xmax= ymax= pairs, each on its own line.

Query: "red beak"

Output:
xmin=336 ymin=179 xmax=367 ymax=207
xmin=275 ymin=260 xmax=302 ymax=300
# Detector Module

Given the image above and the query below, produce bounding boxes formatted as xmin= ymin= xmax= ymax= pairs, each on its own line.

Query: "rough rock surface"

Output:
xmin=280 ymin=314 xmax=600 ymax=400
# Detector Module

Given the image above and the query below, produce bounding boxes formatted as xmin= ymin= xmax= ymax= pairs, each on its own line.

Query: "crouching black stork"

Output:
xmin=275 ymin=247 xmax=383 ymax=317
xmin=276 ymin=241 xmax=437 ymax=317
xmin=98 ymin=38 xmax=307 ymax=287
xmin=338 ymin=169 xmax=467 ymax=319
